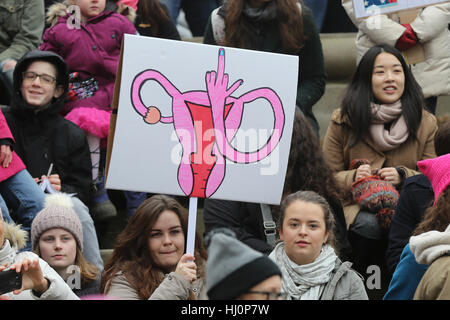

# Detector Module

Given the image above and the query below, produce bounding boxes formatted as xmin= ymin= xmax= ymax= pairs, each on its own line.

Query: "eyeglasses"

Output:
xmin=22 ymin=71 xmax=57 ymax=85
xmin=245 ymin=291 xmax=287 ymax=300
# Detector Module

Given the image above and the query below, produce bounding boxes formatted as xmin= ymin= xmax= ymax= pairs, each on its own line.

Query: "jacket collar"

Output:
xmin=0 ymin=240 xmax=16 ymax=266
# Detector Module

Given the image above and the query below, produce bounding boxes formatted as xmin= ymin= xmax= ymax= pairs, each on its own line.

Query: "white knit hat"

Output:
xmin=31 ymin=194 xmax=83 ymax=251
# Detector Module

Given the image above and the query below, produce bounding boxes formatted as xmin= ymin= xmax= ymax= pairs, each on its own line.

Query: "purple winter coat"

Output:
xmin=0 ymin=110 xmax=25 ymax=182
xmin=40 ymin=10 xmax=136 ymax=115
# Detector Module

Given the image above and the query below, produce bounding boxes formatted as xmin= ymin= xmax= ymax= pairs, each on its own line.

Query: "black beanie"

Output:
xmin=205 ymin=229 xmax=282 ymax=300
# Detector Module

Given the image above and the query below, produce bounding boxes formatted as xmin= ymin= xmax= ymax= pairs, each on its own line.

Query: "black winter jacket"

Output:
xmin=3 ymin=50 xmax=92 ymax=205
xmin=385 ymin=174 xmax=434 ymax=275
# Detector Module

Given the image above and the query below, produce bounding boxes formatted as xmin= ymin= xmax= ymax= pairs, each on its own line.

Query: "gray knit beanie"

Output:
xmin=205 ymin=228 xmax=281 ymax=300
xmin=31 ymin=194 xmax=83 ymax=251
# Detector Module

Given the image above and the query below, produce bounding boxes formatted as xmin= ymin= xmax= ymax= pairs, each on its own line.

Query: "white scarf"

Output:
xmin=369 ymin=101 xmax=409 ymax=152
xmin=269 ymin=243 xmax=337 ymax=300
xmin=410 ymin=224 xmax=450 ymax=265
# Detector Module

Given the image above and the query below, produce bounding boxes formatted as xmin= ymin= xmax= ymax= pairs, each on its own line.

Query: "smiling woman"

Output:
xmin=322 ymin=44 xmax=438 ymax=292
xmin=269 ymin=190 xmax=367 ymax=300
xmin=101 ymin=194 xmax=208 ymax=300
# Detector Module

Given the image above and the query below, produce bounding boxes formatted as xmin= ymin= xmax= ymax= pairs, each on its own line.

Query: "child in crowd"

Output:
xmin=205 ymin=228 xmax=283 ymax=300
xmin=31 ymin=194 xmax=101 ymax=297
xmin=41 ymin=0 xmax=138 ymax=219
xmin=3 ymin=50 xmax=103 ymax=271
xmin=0 ymin=108 xmax=44 ymax=251
xmin=0 ymin=209 xmax=78 ymax=300
xmin=269 ymin=190 xmax=368 ymax=300
xmin=101 ymin=195 xmax=208 ymax=300
xmin=322 ymin=44 xmax=437 ymax=291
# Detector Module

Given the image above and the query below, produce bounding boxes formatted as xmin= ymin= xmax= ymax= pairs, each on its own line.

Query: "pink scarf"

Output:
xmin=369 ymin=101 xmax=409 ymax=152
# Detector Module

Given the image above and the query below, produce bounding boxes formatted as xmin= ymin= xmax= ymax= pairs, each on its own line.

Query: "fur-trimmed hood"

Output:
xmin=2 ymin=221 xmax=28 ymax=252
xmin=46 ymin=1 xmax=136 ymax=27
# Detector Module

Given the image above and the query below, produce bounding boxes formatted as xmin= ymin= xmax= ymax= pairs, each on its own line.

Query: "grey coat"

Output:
xmin=105 ymin=271 xmax=207 ymax=300
xmin=320 ymin=260 xmax=368 ymax=300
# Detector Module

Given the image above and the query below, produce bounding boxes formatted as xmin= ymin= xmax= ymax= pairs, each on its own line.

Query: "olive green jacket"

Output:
xmin=0 ymin=0 xmax=44 ymax=62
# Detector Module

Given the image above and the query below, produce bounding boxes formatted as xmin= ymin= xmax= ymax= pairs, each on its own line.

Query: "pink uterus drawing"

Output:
xmin=131 ymin=48 xmax=285 ymax=198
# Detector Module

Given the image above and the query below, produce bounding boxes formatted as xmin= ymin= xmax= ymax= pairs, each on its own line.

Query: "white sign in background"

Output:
xmin=106 ymin=34 xmax=298 ymax=205
xmin=353 ymin=0 xmax=449 ymax=18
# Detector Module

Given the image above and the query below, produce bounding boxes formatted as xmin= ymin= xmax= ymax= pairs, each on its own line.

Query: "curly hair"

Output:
xmin=413 ymin=186 xmax=450 ymax=236
xmin=100 ymin=195 xmax=208 ymax=300
xmin=224 ymin=0 xmax=305 ymax=54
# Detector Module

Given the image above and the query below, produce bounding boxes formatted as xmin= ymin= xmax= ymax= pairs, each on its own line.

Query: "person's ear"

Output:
xmin=278 ymin=227 xmax=284 ymax=241
xmin=323 ymin=230 xmax=330 ymax=246
xmin=53 ymin=85 xmax=64 ymax=99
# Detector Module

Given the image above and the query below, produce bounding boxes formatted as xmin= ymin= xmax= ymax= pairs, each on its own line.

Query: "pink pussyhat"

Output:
xmin=417 ymin=153 xmax=450 ymax=204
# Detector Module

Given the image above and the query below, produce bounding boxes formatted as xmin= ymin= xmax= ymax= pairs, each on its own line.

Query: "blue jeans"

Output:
xmin=0 ymin=59 xmax=14 ymax=90
xmin=71 ymin=197 xmax=104 ymax=272
xmin=0 ymin=169 xmax=45 ymax=251
xmin=159 ymin=0 xmax=218 ymax=36
xmin=303 ymin=0 xmax=328 ymax=31
xmin=124 ymin=191 xmax=147 ymax=217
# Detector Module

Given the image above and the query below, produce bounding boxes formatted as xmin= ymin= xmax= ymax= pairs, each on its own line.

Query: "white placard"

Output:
xmin=106 ymin=34 xmax=298 ymax=205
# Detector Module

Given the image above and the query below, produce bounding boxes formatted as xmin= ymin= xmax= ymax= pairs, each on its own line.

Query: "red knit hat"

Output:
xmin=417 ymin=153 xmax=450 ymax=204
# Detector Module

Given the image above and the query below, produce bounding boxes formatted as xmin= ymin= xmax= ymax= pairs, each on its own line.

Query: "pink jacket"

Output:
xmin=40 ymin=10 xmax=136 ymax=115
xmin=0 ymin=110 xmax=25 ymax=182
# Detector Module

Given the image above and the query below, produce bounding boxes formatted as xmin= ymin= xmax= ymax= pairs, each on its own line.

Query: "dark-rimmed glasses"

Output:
xmin=245 ymin=291 xmax=287 ymax=300
xmin=22 ymin=71 xmax=57 ymax=86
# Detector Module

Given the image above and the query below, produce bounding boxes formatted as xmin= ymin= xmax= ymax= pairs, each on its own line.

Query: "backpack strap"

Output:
xmin=260 ymin=203 xmax=277 ymax=246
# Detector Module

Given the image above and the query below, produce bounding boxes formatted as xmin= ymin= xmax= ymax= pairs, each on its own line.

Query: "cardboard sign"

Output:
xmin=106 ymin=35 xmax=298 ymax=205
xmin=353 ymin=0 xmax=449 ymax=18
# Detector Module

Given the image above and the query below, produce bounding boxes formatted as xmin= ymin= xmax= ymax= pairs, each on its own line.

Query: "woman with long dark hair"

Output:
xmin=101 ymin=195 xmax=208 ymax=300
xmin=322 ymin=44 xmax=437 ymax=289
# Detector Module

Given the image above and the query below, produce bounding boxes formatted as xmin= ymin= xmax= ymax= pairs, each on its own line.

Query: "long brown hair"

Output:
xmin=224 ymin=0 xmax=305 ymax=54
xmin=100 ymin=195 xmax=208 ymax=300
xmin=135 ymin=0 xmax=170 ymax=36
xmin=413 ymin=187 xmax=450 ymax=236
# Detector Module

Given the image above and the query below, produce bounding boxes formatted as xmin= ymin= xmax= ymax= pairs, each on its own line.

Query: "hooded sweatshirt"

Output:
xmin=2 ymin=50 xmax=92 ymax=205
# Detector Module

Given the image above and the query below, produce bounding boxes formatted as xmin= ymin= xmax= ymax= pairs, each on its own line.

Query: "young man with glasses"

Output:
xmin=1 ymin=50 xmax=103 ymax=272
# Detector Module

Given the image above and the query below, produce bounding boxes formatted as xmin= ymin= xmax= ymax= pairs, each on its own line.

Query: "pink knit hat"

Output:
xmin=417 ymin=153 xmax=450 ymax=204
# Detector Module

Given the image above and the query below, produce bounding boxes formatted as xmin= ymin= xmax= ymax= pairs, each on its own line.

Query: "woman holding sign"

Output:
xmin=342 ymin=0 xmax=450 ymax=114
xmin=322 ymin=44 xmax=437 ymax=293
xmin=101 ymin=195 xmax=208 ymax=300
xmin=203 ymin=0 xmax=326 ymax=138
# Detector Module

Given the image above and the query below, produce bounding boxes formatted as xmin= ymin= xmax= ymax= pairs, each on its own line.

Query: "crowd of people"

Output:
xmin=0 ymin=0 xmax=449 ymax=301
